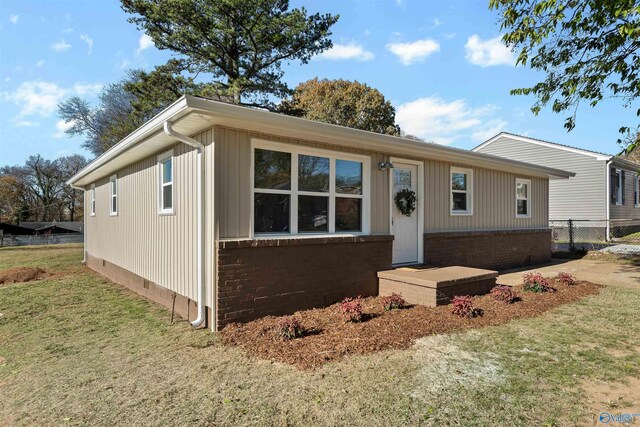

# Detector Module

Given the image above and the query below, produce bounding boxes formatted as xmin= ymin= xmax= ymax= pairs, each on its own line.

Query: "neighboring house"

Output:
xmin=68 ymin=96 xmax=572 ymax=330
xmin=19 ymin=221 xmax=84 ymax=234
xmin=0 ymin=223 xmax=35 ymax=236
xmin=474 ymin=132 xmax=640 ymax=239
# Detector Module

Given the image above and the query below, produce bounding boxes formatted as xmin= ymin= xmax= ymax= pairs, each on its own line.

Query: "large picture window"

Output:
xmin=252 ymin=141 xmax=369 ymax=235
xmin=450 ymin=167 xmax=473 ymax=215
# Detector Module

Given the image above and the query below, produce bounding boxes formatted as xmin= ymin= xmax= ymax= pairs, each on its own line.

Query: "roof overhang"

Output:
xmin=69 ymin=96 xmax=575 ymax=188
xmin=611 ymin=156 xmax=640 ymax=171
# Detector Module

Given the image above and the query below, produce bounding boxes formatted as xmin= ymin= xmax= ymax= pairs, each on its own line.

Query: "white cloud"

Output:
xmin=432 ymin=18 xmax=442 ymax=28
xmin=9 ymin=14 xmax=18 ymax=25
xmin=80 ymin=34 xmax=93 ymax=54
xmin=2 ymin=80 xmax=103 ymax=125
xmin=62 ymin=27 xmax=74 ymax=34
xmin=443 ymin=33 xmax=456 ymax=40
xmin=386 ymin=39 xmax=440 ymax=65
xmin=54 ymin=119 xmax=75 ymax=138
xmin=136 ymin=34 xmax=154 ymax=55
xmin=465 ymin=35 xmax=515 ymax=67
xmin=36 ymin=59 xmax=45 ymax=67
xmin=316 ymin=42 xmax=374 ymax=62
xmin=51 ymin=39 xmax=72 ymax=52
xmin=395 ymin=96 xmax=508 ymax=145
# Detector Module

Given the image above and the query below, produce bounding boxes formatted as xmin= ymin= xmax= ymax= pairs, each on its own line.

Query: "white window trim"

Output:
xmin=515 ymin=178 xmax=531 ymax=218
xmin=109 ymin=174 xmax=118 ymax=216
xmin=635 ymin=174 xmax=640 ymax=208
xmin=614 ymin=169 xmax=623 ymax=205
xmin=250 ymin=139 xmax=371 ymax=237
xmin=450 ymin=166 xmax=473 ymax=216
xmin=157 ymin=149 xmax=175 ymax=215
xmin=90 ymin=184 xmax=96 ymax=217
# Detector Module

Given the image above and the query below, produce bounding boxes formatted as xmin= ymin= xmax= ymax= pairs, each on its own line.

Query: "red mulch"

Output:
xmin=0 ymin=267 xmax=49 ymax=285
xmin=220 ymin=279 xmax=602 ymax=369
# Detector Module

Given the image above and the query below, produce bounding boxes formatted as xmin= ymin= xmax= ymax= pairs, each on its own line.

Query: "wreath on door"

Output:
xmin=394 ymin=189 xmax=417 ymax=217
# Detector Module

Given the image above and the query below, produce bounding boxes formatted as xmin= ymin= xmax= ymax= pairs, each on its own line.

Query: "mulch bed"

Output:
xmin=0 ymin=267 xmax=49 ymax=286
xmin=220 ymin=278 xmax=602 ymax=369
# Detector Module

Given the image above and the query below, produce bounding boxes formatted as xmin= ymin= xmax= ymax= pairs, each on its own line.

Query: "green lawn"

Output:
xmin=1 ymin=245 xmax=639 ymax=426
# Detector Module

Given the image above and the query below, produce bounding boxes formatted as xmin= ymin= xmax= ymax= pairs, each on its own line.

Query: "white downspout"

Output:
xmin=164 ymin=121 xmax=207 ymax=328
xmin=605 ymin=160 xmax=612 ymax=242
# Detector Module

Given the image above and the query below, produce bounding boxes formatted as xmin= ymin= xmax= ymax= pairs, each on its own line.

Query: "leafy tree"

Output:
xmin=279 ymin=78 xmax=402 ymax=136
xmin=120 ymin=0 xmax=339 ymax=108
xmin=490 ymin=0 xmax=640 ymax=152
xmin=0 ymin=175 xmax=28 ymax=223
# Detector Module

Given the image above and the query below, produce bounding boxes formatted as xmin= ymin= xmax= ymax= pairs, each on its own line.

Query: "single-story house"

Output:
xmin=19 ymin=221 xmax=84 ymax=234
xmin=473 ymin=132 xmax=640 ymax=239
xmin=68 ymin=96 xmax=573 ymax=330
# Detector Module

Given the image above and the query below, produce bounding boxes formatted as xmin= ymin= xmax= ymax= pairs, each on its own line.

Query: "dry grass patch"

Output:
xmin=0 ymin=267 xmax=49 ymax=285
xmin=221 ymin=279 xmax=602 ymax=369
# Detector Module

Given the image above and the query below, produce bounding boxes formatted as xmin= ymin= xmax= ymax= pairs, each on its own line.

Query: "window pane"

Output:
xmin=393 ymin=169 xmax=412 ymax=192
xmin=112 ymin=195 xmax=117 ymax=213
xmin=336 ymin=160 xmax=363 ymax=194
xmin=336 ymin=198 xmax=361 ymax=231
xmin=254 ymin=149 xmax=291 ymax=190
xmin=298 ymin=195 xmax=328 ymax=232
xmin=254 ymin=193 xmax=290 ymax=233
xmin=517 ymin=199 xmax=528 ymax=215
xmin=516 ymin=182 xmax=528 ymax=199
xmin=452 ymin=173 xmax=467 ymax=191
xmin=298 ymin=155 xmax=329 ymax=192
xmin=163 ymin=185 xmax=173 ymax=210
xmin=452 ymin=192 xmax=467 ymax=211
xmin=111 ymin=179 xmax=116 ymax=195
xmin=162 ymin=159 xmax=172 ymax=184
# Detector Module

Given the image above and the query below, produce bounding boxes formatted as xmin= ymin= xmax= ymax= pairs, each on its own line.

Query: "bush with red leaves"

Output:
xmin=451 ymin=295 xmax=482 ymax=318
xmin=522 ymin=272 xmax=556 ymax=293
xmin=555 ymin=272 xmax=576 ymax=286
xmin=339 ymin=296 xmax=364 ymax=322
xmin=277 ymin=316 xmax=304 ymax=340
xmin=381 ymin=293 xmax=407 ymax=311
xmin=490 ymin=285 xmax=519 ymax=304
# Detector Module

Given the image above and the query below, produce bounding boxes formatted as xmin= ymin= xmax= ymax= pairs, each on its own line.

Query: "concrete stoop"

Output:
xmin=377 ymin=266 xmax=498 ymax=306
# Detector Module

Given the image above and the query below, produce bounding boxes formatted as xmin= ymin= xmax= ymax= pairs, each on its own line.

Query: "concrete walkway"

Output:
xmin=498 ymin=258 xmax=640 ymax=290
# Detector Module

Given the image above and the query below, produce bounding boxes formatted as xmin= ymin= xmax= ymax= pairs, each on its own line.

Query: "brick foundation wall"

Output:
xmin=86 ymin=254 xmax=212 ymax=326
xmin=424 ymin=229 xmax=551 ymax=270
xmin=216 ymin=235 xmax=393 ymax=329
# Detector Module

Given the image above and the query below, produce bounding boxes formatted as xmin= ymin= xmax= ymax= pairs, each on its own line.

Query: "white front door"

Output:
xmin=391 ymin=162 xmax=419 ymax=264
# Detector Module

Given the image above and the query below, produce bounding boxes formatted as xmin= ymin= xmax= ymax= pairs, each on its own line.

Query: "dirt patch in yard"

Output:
xmin=582 ymin=376 xmax=640 ymax=425
xmin=221 ymin=279 xmax=602 ymax=369
xmin=0 ymin=267 xmax=49 ymax=285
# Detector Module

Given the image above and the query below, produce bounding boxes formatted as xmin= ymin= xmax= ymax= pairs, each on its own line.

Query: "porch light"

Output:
xmin=378 ymin=160 xmax=395 ymax=171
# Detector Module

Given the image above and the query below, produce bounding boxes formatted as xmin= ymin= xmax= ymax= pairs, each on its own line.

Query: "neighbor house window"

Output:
xmin=611 ymin=168 xmax=624 ymax=205
xmin=109 ymin=174 xmax=118 ymax=216
xmin=516 ymin=178 xmax=531 ymax=218
xmin=635 ymin=174 xmax=639 ymax=207
xmin=90 ymin=184 xmax=96 ymax=216
xmin=158 ymin=150 xmax=174 ymax=214
xmin=252 ymin=141 xmax=369 ymax=235
xmin=450 ymin=167 xmax=473 ymax=215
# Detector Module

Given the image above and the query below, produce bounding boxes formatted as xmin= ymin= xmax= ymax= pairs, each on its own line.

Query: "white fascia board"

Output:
xmin=473 ymin=132 xmax=612 ymax=161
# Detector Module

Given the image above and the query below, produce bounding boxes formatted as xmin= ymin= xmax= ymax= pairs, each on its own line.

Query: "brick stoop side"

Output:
xmin=424 ymin=229 xmax=551 ymax=271
xmin=216 ymin=235 xmax=393 ymax=329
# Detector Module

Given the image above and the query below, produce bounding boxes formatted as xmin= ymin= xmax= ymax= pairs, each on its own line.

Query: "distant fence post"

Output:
xmin=568 ymin=219 xmax=574 ymax=252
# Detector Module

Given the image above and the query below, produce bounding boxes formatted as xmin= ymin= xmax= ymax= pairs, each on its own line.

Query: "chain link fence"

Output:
xmin=550 ymin=219 xmax=640 ymax=252
xmin=0 ymin=232 xmax=84 ymax=248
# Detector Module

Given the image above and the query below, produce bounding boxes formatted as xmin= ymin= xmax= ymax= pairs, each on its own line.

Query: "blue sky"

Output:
xmin=1 ymin=0 xmax=636 ymax=166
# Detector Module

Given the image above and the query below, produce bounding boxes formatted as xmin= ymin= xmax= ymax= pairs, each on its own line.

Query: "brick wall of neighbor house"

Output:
xmin=216 ymin=235 xmax=393 ymax=329
xmin=424 ymin=229 xmax=551 ymax=270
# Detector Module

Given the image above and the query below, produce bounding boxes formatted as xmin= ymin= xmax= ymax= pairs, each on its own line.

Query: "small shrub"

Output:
xmin=339 ymin=296 xmax=364 ymax=322
xmin=451 ymin=295 xmax=481 ymax=318
xmin=555 ymin=272 xmax=576 ymax=286
xmin=381 ymin=293 xmax=407 ymax=311
xmin=277 ymin=316 xmax=304 ymax=340
xmin=522 ymin=272 xmax=556 ymax=293
xmin=490 ymin=285 xmax=519 ymax=304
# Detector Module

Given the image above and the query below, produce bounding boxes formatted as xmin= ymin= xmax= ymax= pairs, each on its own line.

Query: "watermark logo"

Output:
xmin=599 ymin=412 xmax=640 ymax=424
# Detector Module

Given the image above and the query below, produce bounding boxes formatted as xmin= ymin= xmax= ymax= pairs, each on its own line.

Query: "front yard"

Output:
xmin=1 ymin=245 xmax=639 ymax=426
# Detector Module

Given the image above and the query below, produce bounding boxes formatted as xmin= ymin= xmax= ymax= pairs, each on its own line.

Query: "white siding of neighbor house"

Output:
xmin=610 ymin=164 xmax=640 ymax=220
xmin=476 ymin=135 xmax=607 ymax=220
xmin=214 ymin=125 xmax=548 ymax=238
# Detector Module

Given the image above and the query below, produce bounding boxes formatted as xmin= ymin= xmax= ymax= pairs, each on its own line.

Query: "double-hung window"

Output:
xmin=90 ymin=184 xmax=96 ymax=216
xmin=450 ymin=167 xmax=473 ymax=215
xmin=158 ymin=150 xmax=174 ymax=214
xmin=611 ymin=168 xmax=624 ymax=205
xmin=516 ymin=178 xmax=531 ymax=218
xmin=109 ymin=175 xmax=118 ymax=216
xmin=252 ymin=141 xmax=369 ymax=235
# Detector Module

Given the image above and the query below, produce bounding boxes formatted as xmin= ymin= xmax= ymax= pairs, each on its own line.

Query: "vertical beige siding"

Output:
xmin=86 ymin=131 xmax=214 ymax=301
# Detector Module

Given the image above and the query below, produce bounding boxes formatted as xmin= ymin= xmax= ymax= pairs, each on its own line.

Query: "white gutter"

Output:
xmin=605 ymin=159 xmax=612 ymax=241
xmin=163 ymin=121 xmax=207 ymax=328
